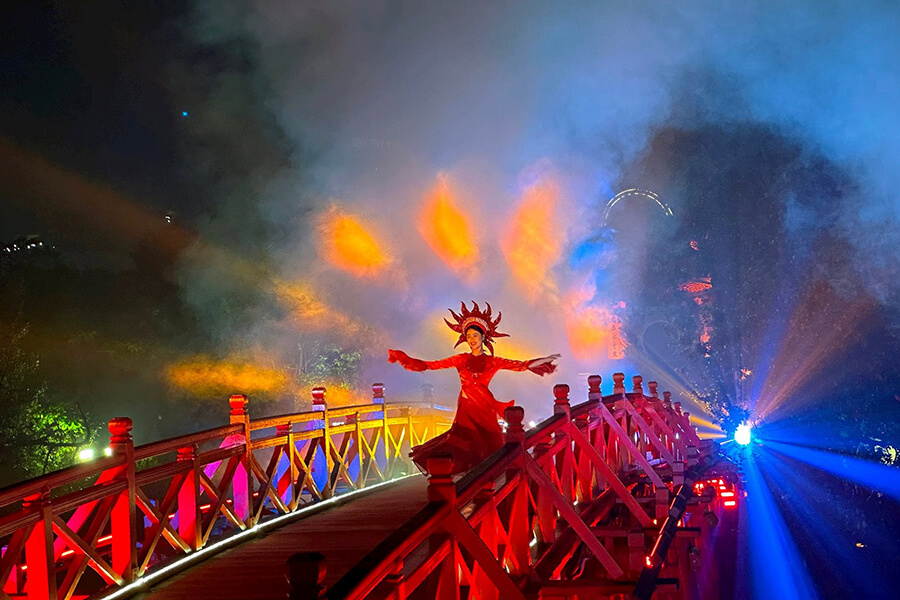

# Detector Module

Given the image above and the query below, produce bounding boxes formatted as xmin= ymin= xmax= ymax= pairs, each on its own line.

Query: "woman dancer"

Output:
xmin=388 ymin=301 xmax=560 ymax=474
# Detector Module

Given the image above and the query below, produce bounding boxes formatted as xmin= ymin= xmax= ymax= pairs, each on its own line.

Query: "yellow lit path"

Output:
xmin=136 ymin=476 xmax=428 ymax=600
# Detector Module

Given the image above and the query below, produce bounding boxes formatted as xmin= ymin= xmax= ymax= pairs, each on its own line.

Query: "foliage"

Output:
xmin=297 ymin=342 xmax=362 ymax=391
xmin=0 ymin=322 xmax=96 ymax=481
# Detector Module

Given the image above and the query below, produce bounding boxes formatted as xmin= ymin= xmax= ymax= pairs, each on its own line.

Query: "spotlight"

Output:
xmin=734 ymin=423 xmax=752 ymax=446
xmin=77 ymin=448 xmax=95 ymax=461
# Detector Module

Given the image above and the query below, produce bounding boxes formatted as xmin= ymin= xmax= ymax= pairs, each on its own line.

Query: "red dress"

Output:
xmin=388 ymin=350 xmax=554 ymax=473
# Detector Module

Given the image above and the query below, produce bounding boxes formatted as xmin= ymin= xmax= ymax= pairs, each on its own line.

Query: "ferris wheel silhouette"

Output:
xmin=601 ymin=188 xmax=673 ymax=226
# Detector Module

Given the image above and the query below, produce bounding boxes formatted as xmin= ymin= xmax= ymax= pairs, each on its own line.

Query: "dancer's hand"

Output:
xmin=388 ymin=349 xmax=427 ymax=371
xmin=528 ymin=354 xmax=561 ymax=376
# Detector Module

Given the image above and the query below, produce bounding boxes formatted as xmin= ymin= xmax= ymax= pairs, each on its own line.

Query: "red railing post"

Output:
xmin=631 ymin=376 xmax=645 ymax=455
xmin=587 ymin=375 xmax=608 ymax=479
xmin=632 ymin=375 xmax=644 ymax=396
xmin=662 ymin=391 xmax=677 ymax=460
xmin=532 ymin=441 xmax=556 ymax=545
xmin=312 ymin=387 xmax=334 ymax=498
xmin=374 ymin=383 xmax=393 ymax=476
xmin=613 ymin=372 xmax=626 ymax=396
xmin=426 ymin=455 xmax=458 ymax=599
xmin=372 ymin=382 xmax=385 ymax=404
xmin=553 ymin=384 xmax=574 ymax=503
xmin=646 ymin=381 xmax=664 ymax=451
xmin=176 ymin=445 xmax=201 ymax=550
xmin=108 ymin=416 xmax=137 ymax=583
xmin=573 ymin=409 xmax=592 ymax=502
xmin=553 ymin=383 xmax=570 ymax=418
xmin=229 ymin=394 xmax=253 ymax=526
xmin=504 ymin=406 xmax=530 ymax=576
xmin=587 ymin=374 xmax=602 ymax=402
xmin=426 ymin=455 xmax=455 ymax=503
xmin=23 ymin=489 xmax=54 ymax=600
xmin=504 ymin=406 xmax=525 ymax=445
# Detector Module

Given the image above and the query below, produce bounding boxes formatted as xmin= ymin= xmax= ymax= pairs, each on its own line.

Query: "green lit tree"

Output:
xmin=0 ymin=322 xmax=96 ymax=482
xmin=297 ymin=343 xmax=362 ymax=391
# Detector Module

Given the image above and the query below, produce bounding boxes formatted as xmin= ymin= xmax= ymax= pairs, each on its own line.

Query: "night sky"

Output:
xmin=2 ymin=2 xmax=188 ymax=230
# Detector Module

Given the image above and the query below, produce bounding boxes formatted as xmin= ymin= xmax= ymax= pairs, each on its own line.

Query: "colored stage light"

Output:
xmin=735 ymin=423 xmax=752 ymax=446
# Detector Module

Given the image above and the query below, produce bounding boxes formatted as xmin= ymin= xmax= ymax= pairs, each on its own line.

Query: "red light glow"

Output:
xmin=678 ymin=277 xmax=712 ymax=294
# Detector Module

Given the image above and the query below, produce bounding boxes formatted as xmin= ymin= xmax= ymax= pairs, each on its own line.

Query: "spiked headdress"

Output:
xmin=445 ymin=301 xmax=509 ymax=355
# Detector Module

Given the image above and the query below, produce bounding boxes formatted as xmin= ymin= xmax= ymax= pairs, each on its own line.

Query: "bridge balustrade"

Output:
xmin=319 ymin=373 xmax=726 ymax=600
xmin=0 ymin=385 xmax=451 ymax=600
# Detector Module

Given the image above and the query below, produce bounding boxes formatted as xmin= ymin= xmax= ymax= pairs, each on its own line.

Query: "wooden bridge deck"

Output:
xmin=135 ymin=476 xmax=428 ymax=600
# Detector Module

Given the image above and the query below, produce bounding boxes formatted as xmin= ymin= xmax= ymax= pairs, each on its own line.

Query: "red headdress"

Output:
xmin=444 ymin=301 xmax=509 ymax=355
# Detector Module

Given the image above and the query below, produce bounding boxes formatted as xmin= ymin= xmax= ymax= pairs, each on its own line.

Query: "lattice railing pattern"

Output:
xmin=0 ymin=385 xmax=451 ymax=600
xmin=319 ymin=373 xmax=732 ymax=600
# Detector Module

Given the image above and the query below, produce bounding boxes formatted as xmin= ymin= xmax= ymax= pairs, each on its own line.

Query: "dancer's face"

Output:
xmin=465 ymin=327 xmax=484 ymax=355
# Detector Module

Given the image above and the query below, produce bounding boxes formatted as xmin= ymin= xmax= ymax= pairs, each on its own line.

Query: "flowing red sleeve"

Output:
xmin=490 ymin=356 xmax=530 ymax=372
xmin=492 ymin=355 xmax=558 ymax=376
xmin=388 ymin=349 xmax=461 ymax=372
xmin=526 ymin=358 xmax=558 ymax=376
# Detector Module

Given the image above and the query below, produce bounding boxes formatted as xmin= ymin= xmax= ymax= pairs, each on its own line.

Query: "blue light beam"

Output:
xmin=739 ymin=451 xmax=821 ymax=600
xmin=765 ymin=441 xmax=900 ymax=501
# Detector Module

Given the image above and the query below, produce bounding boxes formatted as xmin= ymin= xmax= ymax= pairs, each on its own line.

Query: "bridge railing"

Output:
xmin=0 ymin=384 xmax=452 ymax=600
xmin=321 ymin=373 xmax=722 ymax=600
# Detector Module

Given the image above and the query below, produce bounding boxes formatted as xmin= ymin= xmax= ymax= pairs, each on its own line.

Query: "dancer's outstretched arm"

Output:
xmin=388 ymin=349 xmax=461 ymax=372
xmin=493 ymin=354 xmax=561 ymax=376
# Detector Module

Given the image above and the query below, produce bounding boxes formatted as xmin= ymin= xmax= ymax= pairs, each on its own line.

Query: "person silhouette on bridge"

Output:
xmin=388 ymin=301 xmax=560 ymax=474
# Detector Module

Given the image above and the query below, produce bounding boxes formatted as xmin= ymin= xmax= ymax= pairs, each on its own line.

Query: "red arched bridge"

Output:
xmin=0 ymin=374 xmax=738 ymax=599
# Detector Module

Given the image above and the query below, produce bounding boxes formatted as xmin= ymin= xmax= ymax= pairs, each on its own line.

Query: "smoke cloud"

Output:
xmin=171 ymin=0 xmax=900 ymax=421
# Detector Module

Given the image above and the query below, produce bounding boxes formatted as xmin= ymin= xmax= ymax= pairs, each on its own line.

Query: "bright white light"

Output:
xmin=104 ymin=447 xmax=113 ymax=457
xmin=77 ymin=448 xmax=95 ymax=461
xmin=735 ymin=423 xmax=752 ymax=446
xmin=528 ymin=421 xmax=537 ymax=429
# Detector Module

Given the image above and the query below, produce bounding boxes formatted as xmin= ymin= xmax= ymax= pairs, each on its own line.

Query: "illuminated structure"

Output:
xmin=0 ymin=374 xmax=735 ymax=599
xmin=601 ymin=188 xmax=673 ymax=226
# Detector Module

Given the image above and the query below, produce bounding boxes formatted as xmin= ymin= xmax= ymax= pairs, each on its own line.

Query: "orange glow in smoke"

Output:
xmin=167 ymin=358 xmax=290 ymax=397
xmin=272 ymin=280 xmax=381 ymax=343
xmin=564 ymin=305 xmax=615 ymax=362
xmin=318 ymin=207 xmax=389 ymax=277
xmin=501 ymin=181 xmax=563 ymax=298
xmin=563 ymin=286 xmax=626 ymax=361
xmin=418 ymin=174 xmax=479 ymax=273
